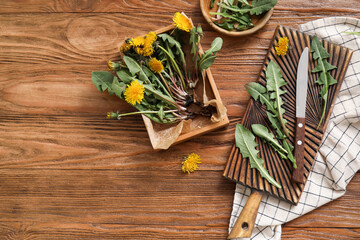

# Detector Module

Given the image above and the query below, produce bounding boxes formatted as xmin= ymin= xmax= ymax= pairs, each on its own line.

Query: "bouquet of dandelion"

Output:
xmin=92 ymin=12 xmax=227 ymax=149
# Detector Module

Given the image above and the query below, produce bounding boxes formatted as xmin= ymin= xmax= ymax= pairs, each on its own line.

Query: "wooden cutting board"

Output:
xmin=224 ymin=25 xmax=353 ymax=238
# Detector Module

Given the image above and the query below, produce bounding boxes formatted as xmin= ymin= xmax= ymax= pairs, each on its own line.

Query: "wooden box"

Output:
xmin=142 ymin=24 xmax=229 ymax=150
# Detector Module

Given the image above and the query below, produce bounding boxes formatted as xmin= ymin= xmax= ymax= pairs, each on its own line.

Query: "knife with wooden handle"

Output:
xmin=292 ymin=47 xmax=309 ymax=183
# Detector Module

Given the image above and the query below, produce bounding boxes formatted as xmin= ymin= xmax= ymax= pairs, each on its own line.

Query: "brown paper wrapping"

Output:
xmin=143 ymin=99 xmax=227 ymax=150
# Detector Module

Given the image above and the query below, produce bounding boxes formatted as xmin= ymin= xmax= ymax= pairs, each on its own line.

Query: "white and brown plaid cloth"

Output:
xmin=229 ymin=17 xmax=360 ymax=240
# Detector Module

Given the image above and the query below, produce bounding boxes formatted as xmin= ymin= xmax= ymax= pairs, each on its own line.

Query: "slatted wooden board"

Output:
xmin=223 ymin=25 xmax=353 ymax=205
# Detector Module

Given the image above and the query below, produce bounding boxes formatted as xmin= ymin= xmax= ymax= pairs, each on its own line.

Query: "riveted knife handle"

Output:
xmin=292 ymin=117 xmax=306 ymax=183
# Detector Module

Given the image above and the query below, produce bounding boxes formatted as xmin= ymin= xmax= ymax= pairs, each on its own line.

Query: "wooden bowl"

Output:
xmin=200 ymin=0 xmax=274 ymax=37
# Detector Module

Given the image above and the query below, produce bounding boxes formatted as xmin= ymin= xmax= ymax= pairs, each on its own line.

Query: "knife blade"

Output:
xmin=292 ymin=47 xmax=309 ymax=183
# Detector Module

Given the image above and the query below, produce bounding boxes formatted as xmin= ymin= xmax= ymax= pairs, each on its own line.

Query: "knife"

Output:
xmin=292 ymin=47 xmax=309 ymax=183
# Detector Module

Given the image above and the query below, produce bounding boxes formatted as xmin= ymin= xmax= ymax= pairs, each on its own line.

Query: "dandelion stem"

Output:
xmin=158 ymin=45 xmax=186 ymax=91
xmin=317 ymin=99 xmax=326 ymax=129
xmin=118 ymin=109 xmax=178 ymax=117
xmin=158 ymin=72 xmax=173 ymax=97
xmin=143 ymin=84 xmax=179 ymax=109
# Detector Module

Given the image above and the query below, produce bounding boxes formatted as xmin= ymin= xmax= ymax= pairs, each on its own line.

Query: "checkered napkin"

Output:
xmin=228 ymin=17 xmax=360 ymax=240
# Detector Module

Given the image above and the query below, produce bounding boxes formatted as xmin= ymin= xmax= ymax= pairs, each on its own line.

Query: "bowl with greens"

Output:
xmin=200 ymin=0 xmax=277 ymax=36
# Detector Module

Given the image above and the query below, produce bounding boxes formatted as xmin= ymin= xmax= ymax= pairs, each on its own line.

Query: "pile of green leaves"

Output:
xmin=235 ymin=60 xmax=296 ymax=189
xmin=92 ymin=25 xmax=223 ymax=124
xmin=92 ymin=59 xmax=179 ymax=124
xmin=209 ymin=0 xmax=277 ymax=31
xmin=235 ymin=123 xmax=281 ymax=188
xmin=310 ymin=36 xmax=337 ymax=129
xmin=245 ymin=60 xmax=296 ymax=168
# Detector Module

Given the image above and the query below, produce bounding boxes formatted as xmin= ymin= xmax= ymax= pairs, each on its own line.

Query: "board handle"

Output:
xmin=228 ymin=191 xmax=263 ymax=239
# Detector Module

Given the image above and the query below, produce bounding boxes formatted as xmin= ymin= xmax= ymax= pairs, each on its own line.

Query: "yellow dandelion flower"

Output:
xmin=142 ymin=46 xmax=154 ymax=56
xmin=145 ymin=31 xmax=157 ymax=43
xmin=127 ymin=32 xmax=157 ymax=56
xmin=134 ymin=46 xmax=145 ymax=56
xmin=107 ymin=60 xmax=114 ymax=70
xmin=182 ymin=153 xmax=201 ymax=174
xmin=120 ymin=41 xmax=132 ymax=53
xmin=142 ymin=31 xmax=157 ymax=56
xmin=148 ymin=58 xmax=164 ymax=74
xmin=107 ymin=112 xmax=119 ymax=119
xmin=124 ymin=80 xmax=145 ymax=105
xmin=173 ymin=12 xmax=193 ymax=32
xmin=107 ymin=60 xmax=120 ymax=71
xmin=142 ymin=42 xmax=154 ymax=56
xmin=130 ymin=36 xmax=145 ymax=47
xmin=275 ymin=37 xmax=289 ymax=56
xmin=130 ymin=36 xmax=147 ymax=56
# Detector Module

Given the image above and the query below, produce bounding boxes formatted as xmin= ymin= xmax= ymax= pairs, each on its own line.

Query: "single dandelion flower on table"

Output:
xmin=182 ymin=153 xmax=201 ymax=174
xmin=124 ymin=80 xmax=145 ymax=105
xmin=148 ymin=58 xmax=164 ymax=74
xmin=173 ymin=12 xmax=193 ymax=32
xmin=275 ymin=37 xmax=289 ymax=56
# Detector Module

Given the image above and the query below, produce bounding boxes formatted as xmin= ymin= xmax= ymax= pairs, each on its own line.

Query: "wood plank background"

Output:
xmin=0 ymin=0 xmax=359 ymax=239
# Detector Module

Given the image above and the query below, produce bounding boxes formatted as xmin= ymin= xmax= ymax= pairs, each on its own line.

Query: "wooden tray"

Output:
xmin=143 ymin=24 xmax=229 ymax=150
xmin=223 ymin=25 xmax=353 ymax=205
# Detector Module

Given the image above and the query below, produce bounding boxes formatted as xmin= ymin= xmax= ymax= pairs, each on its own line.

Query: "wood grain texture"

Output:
xmin=0 ymin=0 xmax=359 ymax=14
xmin=0 ymin=0 xmax=359 ymax=239
xmin=281 ymin=228 xmax=360 ymax=239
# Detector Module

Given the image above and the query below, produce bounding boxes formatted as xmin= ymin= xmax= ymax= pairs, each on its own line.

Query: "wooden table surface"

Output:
xmin=0 ymin=0 xmax=359 ymax=239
